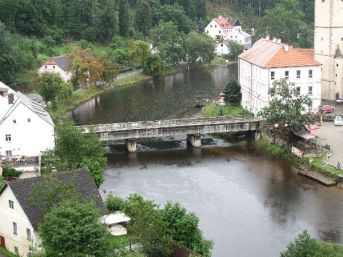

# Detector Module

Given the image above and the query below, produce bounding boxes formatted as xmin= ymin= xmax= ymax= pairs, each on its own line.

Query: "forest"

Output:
xmin=0 ymin=0 xmax=315 ymax=88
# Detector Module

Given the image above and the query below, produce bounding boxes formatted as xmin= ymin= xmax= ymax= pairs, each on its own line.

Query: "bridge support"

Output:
xmin=255 ymin=131 xmax=261 ymax=141
xmin=187 ymin=134 xmax=202 ymax=148
xmin=126 ymin=139 xmax=137 ymax=153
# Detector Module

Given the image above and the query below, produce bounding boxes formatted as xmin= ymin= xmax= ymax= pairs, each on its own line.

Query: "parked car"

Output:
xmin=336 ymin=98 xmax=343 ymax=104
xmin=334 ymin=115 xmax=343 ymax=126
xmin=320 ymin=105 xmax=335 ymax=113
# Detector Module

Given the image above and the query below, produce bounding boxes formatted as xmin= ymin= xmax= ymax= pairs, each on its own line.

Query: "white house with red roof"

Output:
xmin=238 ymin=37 xmax=322 ymax=115
xmin=205 ymin=16 xmax=251 ymax=50
xmin=38 ymin=55 xmax=72 ymax=82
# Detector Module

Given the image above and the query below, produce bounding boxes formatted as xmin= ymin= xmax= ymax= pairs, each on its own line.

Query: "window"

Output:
xmin=44 ymin=65 xmax=47 ymax=69
xmin=5 ymin=134 xmax=11 ymax=142
xmin=13 ymin=119 xmax=16 ymax=124
xmin=285 ymin=71 xmax=289 ymax=79
xmin=6 ymin=151 xmax=12 ymax=159
xmin=27 ymin=118 xmax=31 ymax=123
xmin=26 ymin=228 xmax=32 ymax=241
xmin=221 ymin=43 xmax=223 ymax=47
xmin=309 ymin=70 xmax=313 ymax=78
xmin=296 ymin=70 xmax=301 ymax=78
xmin=9 ymin=200 xmax=14 ymax=209
xmin=296 ymin=87 xmax=301 ymax=94
xmin=308 ymin=86 xmax=313 ymax=95
xmin=271 ymin=71 xmax=275 ymax=80
xmin=13 ymin=222 xmax=17 ymax=235
xmin=53 ymin=65 xmax=55 ymax=69
xmin=14 ymin=247 xmax=19 ymax=256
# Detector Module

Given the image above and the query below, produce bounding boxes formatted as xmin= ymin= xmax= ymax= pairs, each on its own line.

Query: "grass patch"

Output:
xmin=115 ymin=73 xmax=151 ymax=87
xmin=203 ymin=104 xmax=250 ymax=118
xmin=0 ymin=247 xmax=18 ymax=257
xmin=107 ymin=235 xmax=130 ymax=250
xmin=311 ymin=156 xmax=343 ymax=177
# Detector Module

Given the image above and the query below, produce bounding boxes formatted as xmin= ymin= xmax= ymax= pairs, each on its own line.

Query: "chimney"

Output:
xmin=283 ymin=44 xmax=289 ymax=52
xmin=8 ymin=93 xmax=14 ymax=104
xmin=266 ymin=35 xmax=270 ymax=40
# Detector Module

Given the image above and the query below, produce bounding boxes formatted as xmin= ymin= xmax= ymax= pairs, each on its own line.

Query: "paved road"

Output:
xmin=313 ymin=121 xmax=343 ymax=169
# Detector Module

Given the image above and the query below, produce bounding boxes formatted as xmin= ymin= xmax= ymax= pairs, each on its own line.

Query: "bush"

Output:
xmin=2 ymin=166 xmax=22 ymax=177
xmin=106 ymin=194 xmax=127 ymax=212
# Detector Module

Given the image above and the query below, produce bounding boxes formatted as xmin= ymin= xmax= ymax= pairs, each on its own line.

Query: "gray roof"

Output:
xmin=0 ymin=92 xmax=54 ymax=126
xmin=2 ymin=169 xmax=107 ymax=228
xmin=55 ymin=55 xmax=71 ymax=71
xmin=228 ymin=17 xmax=240 ymax=27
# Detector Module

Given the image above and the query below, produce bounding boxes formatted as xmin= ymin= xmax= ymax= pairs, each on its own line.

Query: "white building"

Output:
xmin=314 ymin=0 xmax=343 ymax=100
xmin=205 ymin=16 xmax=252 ymax=49
xmin=239 ymin=38 xmax=322 ymax=115
xmin=0 ymin=82 xmax=54 ymax=160
xmin=38 ymin=55 xmax=72 ymax=82
xmin=0 ymin=169 xmax=107 ymax=257
xmin=215 ymin=42 xmax=230 ymax=56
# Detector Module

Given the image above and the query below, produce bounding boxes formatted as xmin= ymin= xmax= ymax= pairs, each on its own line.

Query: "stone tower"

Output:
xmin=314 ymin=0 xmax=343 ymax=100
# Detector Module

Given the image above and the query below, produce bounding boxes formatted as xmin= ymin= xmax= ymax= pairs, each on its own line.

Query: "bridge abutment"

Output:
xmin=126 ymin=139 xmax=137 ymax=153
xmin=255 ymin=131 xmax=261 ymax=141
xmin=187 ymin=134 xmax=202 ymax=148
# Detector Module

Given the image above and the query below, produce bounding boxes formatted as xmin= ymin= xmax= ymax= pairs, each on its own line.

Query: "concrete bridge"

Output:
xmin=77 ymin=116 xmax=262 ymax=152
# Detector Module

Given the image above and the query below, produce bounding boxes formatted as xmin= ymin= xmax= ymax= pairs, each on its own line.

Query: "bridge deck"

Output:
xmin=77 ymin=116 xmax=262 ymax=141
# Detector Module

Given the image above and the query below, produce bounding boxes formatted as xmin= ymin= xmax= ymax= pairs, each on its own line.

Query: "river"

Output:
xmin=71 ymin=65 xmax=343 ymax=257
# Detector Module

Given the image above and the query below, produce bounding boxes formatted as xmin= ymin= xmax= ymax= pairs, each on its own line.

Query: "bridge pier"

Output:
xmin=126 ymin=139 xmax=137 ymax=153
xmin=187 ymin=134 xmax=202 ymax=148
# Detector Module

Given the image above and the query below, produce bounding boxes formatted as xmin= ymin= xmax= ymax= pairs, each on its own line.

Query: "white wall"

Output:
xmin=38 ymin=64 xmax=72 ymax=82
xmin=0 ymin=187 xmax=39 ymax=257
xmin=205 ymin=20 xmax=224 ymax=40
xmin=0 ymin=103 xmax=55 ymax=159
xmin=215 ymin=43 xmax=229 ymax=56
xmin=239 ymin=58 xmax=322 ymax=115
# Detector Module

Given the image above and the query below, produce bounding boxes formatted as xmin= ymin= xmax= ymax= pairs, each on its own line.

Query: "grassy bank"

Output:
xmin=203 ymin=104 xmax=250 ymax=118
xmin=0 ymin=247 xmax=18 ymax=257
xmin=256 ymin=138 xmax=343 ymax=178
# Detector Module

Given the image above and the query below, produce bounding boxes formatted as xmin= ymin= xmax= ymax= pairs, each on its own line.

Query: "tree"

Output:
xmin=260 ymin=79 xmax=314 ymax=139
xmin=185 ymin=31 xmax=214 ymax=63
xmin=224 ymin=80 xmax=242 ymax=106
xmin=43 ymin=120 xmax=107 ymax=186
xmin=125 ymin=194 xmax=172 ymax=257
xmin=151 ymin=21 xmax=185 ymax=65
xmin=256 ymin=0 xmax=312 ymax=47
xmin=134 ymin=0 xmax=152 ymax=36
xmin=119 ymin=0 xmax=129 ymax=36
xmin=281 ymin=230 xmax=343 ymax=257
xmin=160 ymin=202 xmax=213 ymax=257
xmin=37 ymin=73 xmax=73 ymax=105
xmin=144 ymin=54 xmax=165 ymax=76
xmin=227 ymin=41 xmax=244 ymax=61
xmin=128 ymin=40 xmax=150 ymax=68
xmin=39 ymin=200 xmax=110 ymax=257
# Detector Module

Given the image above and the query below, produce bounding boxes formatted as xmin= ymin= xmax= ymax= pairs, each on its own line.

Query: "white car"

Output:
xmin=334 ymin=116 xmax=343 ymax=126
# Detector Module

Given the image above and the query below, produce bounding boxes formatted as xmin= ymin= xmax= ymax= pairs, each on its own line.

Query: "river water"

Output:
xmin=71 ymin=65 xmax=343 ymax=257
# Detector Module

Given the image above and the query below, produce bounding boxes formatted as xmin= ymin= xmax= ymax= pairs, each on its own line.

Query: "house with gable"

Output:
xmin=205 ymin=16 xmax=252 ymax=50
xmin=0 ymin=168 xmax=107 ymax=257
xmin=38 ymin=55 xmax=72 ymax=82
xmin=238 ymin=37 xmax=322 ymax=115
xmin=0 ymin=82 xmax=54 ymax=161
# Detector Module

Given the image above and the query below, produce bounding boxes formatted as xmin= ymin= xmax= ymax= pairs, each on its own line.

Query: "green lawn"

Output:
xmin=0 ymin=247 xmax=18 ymax=257
xmin=107 ymin=235 xmax=130 ymax=249
xmin=311 ymin=156 xmax=343 ymax=177
xmin=203 ymin=104 xmax=250 ymax=118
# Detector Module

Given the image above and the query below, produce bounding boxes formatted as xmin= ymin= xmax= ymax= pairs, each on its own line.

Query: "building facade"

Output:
xmin=205 ymin=16 xmax=252 ymax=49
xmin=38 ymin=55 xmax=72 ymax=82
xmin=314 ymin=0 xmax=343 ymax=100
xmin=0 ymin=82 xmax=54 ymax=160
xmin=239 ymin=38 xmax=322 ymax=115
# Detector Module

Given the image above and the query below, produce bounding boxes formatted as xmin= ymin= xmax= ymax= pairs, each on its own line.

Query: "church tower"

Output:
xmin=314 ymin=0 xmax=343 ymax=100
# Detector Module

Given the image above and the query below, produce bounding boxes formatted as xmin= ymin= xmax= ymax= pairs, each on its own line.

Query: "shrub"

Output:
xmin=2 ymin=165 xmax=22 ymax=177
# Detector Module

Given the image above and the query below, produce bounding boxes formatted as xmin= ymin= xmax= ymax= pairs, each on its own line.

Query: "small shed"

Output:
xmin=101 ymin=212 xmax=131 ymax=236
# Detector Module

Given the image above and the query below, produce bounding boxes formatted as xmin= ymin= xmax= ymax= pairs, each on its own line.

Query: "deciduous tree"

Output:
xmin=224 ymin=80 xmax=242 ymax=106
xmin=185 ymin=31 xmax=214 ymax=63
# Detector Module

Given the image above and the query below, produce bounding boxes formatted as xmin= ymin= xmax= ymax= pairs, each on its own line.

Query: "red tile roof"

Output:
xmin=214 ymin=16 xmax=233 ymax=30
xmin=239 ymin=38 xmax=321 ymax=68
xmin=43 ymin=58 xmax=57 ymax=65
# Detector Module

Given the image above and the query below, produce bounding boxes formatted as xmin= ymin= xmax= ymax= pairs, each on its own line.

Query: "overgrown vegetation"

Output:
xmin=106 ymin=194 xmax=213 ymax=257
xmin=2 ymin=166 xmax=22 ymax=178
xmin=203 ymin=104 xmax=249 ymax=118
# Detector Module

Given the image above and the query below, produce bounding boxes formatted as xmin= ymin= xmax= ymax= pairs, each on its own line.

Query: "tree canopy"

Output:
xmin=224 ymin=80 xmax=242 ymax=106
xmin=39 ymin=200 xmax=110 ymax=257
xmin=185 ymin=31 xmax=215 ymax=63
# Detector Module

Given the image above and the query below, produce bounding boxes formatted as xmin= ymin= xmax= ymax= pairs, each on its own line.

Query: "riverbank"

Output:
xmin=255 ymin=138 xmax=342 ymax=186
